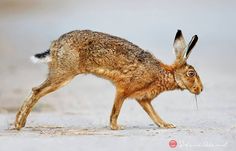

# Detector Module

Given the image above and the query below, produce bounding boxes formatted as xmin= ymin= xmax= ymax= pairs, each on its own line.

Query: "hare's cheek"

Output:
xmin=190 ymin=78 xmax=196 ymax=86
xmin=185 ymin=78 xmax=195 ymax=87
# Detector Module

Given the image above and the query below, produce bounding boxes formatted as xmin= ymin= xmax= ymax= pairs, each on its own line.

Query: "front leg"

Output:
xmin=110 ymin=89 xmax=126 ymax=130
xmin=136 ymin=99 xmax=175 ymax=128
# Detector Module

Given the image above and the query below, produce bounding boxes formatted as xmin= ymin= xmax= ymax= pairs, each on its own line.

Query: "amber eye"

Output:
xmin=187 ymin=70 xmax=196 ymax=77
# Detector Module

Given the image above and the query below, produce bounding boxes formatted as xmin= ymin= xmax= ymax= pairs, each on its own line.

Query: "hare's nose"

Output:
xmin=200 ymin=87 xmax=203 ymax=92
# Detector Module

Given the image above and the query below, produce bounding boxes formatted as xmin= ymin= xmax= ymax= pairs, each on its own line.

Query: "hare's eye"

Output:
xmin=187 ymin=70 xmax=195 ymax=77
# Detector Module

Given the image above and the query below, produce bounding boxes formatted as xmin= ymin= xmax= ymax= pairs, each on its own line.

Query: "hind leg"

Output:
xmin=15 ymin=71 xmax=74 ymax=130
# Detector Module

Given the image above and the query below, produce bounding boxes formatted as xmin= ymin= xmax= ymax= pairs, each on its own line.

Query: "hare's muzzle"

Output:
xmin=192 ymin=85 xmax=203 ymax=95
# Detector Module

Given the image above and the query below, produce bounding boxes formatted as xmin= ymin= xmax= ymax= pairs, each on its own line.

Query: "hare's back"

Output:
xmin=57 ymin=30 xmax=160 ymax=69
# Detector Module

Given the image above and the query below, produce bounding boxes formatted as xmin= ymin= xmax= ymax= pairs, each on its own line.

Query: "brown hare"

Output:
xmin=15 ymin=29 xmax=203 ymax=130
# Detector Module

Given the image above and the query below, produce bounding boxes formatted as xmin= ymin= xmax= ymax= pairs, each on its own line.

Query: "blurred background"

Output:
xmin=0 ymin=0 xmax=235 ymax=124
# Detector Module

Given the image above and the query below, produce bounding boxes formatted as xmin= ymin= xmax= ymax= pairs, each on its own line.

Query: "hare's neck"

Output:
xmin=160 ymin=64 xmax=179 ymax=91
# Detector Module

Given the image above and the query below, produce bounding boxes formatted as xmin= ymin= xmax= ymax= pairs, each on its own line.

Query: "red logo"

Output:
xmin=169 ymin=140 xmax=177 ymax=148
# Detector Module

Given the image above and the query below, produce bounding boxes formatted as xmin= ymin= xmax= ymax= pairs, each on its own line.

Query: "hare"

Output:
xmin=15 ymin=29 xmax=203 ymax=130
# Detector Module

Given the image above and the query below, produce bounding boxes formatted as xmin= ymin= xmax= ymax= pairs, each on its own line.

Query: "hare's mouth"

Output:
xmin=189 ymin=89 xmax=201 ymax=95
xmin=191 ymin=86 xmax=203 ymax=95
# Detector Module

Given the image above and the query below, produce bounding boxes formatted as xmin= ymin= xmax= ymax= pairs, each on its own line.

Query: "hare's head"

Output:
xmin=172 ymin=30 xmax=203 ymax=95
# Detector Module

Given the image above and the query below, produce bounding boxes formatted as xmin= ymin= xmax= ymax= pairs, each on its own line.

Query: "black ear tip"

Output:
xmin=177 ymin=29 xmax=182 ymax=35
xmin=175 ymin=29 xmax=182 ymax=39
xmin=193 ymin=35 xmax=198 ymax=42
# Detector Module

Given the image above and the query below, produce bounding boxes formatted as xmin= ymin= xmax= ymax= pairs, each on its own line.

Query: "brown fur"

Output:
xmin=15 ymin=30 xmax=203 ymax=130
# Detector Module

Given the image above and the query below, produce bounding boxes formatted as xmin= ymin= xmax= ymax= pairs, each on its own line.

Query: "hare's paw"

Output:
xmin=15 ymin=113 xmax=26 ymax=130
xmin=110 ymin=124 xmax=125 ymax=130
xmin=159 ymin=122 xmax=176 ymax=129
xmin=15 ymin=120 xmax=25 ymax=130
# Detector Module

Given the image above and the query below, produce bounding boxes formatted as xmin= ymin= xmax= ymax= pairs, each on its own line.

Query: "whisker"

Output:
xmin=194 ymin=94 xmax=198 ymax=110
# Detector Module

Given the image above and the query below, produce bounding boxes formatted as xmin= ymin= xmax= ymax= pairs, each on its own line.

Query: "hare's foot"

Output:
xmin=136 ymin=100 xmax=176 ymax=129
xmin=15 ymin=111 xmax=27 ymax=130
xmin=159 ymin=122 xmax=176 ymax=129
xmin=110 ymin=124 xmax=124 ymax=130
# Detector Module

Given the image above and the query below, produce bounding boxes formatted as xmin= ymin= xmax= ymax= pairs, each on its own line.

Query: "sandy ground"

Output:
xmin=0 ymin=111 xmax=235 ymax=151
xmin=0 ymin=0 xmax=236 ymax=151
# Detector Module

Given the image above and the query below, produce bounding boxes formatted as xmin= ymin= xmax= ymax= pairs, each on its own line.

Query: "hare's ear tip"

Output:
xmin=175 ymin=29 xmax=183 ymax=39
xmin=177 ymin=29 xmax=182 ymax=32
xmin=192 ymin=35 xmax=199 ymax=43
xmin=177 ymin=29 xmax=182 ymax=34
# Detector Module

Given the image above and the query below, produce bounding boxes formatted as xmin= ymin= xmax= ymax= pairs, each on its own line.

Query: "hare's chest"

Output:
xmin=129 ymin=84 xmax=163 ymax=101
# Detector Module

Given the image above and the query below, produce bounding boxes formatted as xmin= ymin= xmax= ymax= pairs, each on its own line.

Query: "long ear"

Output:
xmin=173 ymin=30 xmax=187 ymax=59
xmin=183 ymin=35 xmax=198 ymax=61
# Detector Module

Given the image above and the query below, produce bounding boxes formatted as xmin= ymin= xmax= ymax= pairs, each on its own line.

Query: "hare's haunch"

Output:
xmin=15 ymin=30 xmax=203 ymax=130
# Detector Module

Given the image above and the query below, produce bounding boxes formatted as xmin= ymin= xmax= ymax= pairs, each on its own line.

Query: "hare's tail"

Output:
xmin=30 ymin=49 xmax=51 ymax=63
